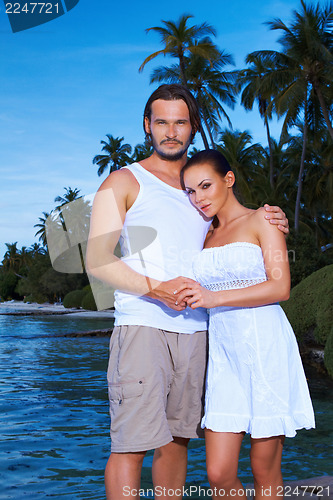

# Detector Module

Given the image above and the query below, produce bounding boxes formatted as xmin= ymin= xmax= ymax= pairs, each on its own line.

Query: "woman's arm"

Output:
xmin=177 ymin=208 xmax=290 ymax=309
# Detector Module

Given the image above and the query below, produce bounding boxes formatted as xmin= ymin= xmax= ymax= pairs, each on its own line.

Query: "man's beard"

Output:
xmin=152 ymin=136 xmax=192 ymax=161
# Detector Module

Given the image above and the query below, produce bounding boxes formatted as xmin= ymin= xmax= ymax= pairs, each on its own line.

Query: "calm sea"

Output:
xmin=0 ymin=308 xmax=332 ymax=499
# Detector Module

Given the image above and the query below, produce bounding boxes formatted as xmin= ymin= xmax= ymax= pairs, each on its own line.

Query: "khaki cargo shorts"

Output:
xmin=107 ymin=325 xmax=207 ymax=453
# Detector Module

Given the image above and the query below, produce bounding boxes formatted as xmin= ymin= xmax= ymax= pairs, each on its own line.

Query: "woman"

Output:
xmin=177 ymin=150 xmax=315 ymax=500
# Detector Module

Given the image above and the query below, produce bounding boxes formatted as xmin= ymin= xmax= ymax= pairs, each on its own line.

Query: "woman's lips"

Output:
xmin=199 ymin=204 xmax=211 ymax=212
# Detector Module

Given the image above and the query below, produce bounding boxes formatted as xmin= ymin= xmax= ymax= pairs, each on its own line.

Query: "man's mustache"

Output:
xmin=160 ymin=139 xmax=183 ymax=145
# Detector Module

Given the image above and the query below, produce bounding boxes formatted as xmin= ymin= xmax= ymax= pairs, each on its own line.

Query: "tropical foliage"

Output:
xmin=138 ymin=4 xmax=332 ymax=238
xmin=2 ymin=4 xmax=332 ymax=341
xmin=139 ymin=14 xmax=237 ymax=148
xmin=93 ymin=135 xmax=132 ymax=176
xmin=0 ymin=188 xmax=90 ymax=303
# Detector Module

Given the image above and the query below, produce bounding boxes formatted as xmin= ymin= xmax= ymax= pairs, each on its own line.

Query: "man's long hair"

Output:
xmin=143 ymin=84 xmax=201 ymax=146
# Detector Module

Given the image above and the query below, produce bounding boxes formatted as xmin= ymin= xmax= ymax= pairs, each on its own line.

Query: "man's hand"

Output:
xmin=264 ymin=204 xmax=289 ymax=234
xmin=176 ymin=283 xmax=217 ymax=310
xmin=148 ymin=276 xmax=197 ymax=311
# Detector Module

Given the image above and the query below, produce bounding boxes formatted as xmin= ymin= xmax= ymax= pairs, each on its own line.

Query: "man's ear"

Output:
xmin=144 ymin=117 xmax=151 ymax=134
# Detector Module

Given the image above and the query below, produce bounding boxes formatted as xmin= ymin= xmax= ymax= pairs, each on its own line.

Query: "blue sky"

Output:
xmin=0 ymin=0 xmax=324 ymax=259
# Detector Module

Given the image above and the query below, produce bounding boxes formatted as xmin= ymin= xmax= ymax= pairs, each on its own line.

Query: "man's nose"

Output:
xmin=166 ymin=124 xmax=177 ymax=138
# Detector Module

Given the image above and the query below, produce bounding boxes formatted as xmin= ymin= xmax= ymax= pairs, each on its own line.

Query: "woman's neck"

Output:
xmin=215 ymin=195 xmax=250 ymax=229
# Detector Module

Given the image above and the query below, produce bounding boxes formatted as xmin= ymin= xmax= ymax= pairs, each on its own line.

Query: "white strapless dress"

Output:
xmin=193 ymin=242 xmax=315 ymax=438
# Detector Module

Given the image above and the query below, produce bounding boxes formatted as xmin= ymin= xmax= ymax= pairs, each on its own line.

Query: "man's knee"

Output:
xmin=106 ymin=451 xmax=147 ymax=472
xmin=153 ymin=437 xmax=190 ymax=461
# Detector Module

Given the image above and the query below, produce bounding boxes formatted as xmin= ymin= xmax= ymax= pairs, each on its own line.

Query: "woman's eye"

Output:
xmin=202 ymin=184 xmax=211 ymax=189
xmin=187 ymin=189 xmax=194 ymax=195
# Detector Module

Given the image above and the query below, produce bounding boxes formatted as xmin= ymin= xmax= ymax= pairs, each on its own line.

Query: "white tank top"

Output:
xmin=114 ymin=162 xmax=211 ymax=333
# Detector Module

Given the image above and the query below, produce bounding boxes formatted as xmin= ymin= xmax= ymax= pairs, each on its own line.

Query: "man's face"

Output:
xmin=145 ymin=99 xmax=194 ymax=161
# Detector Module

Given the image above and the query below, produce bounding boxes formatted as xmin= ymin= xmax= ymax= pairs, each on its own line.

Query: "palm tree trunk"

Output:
xmin=201 ymin=112 xmax=215 ymax=149
xmin=265 ymin=116 xmax=274 ymax=188
xmin=200 ymin=126 xmax=210 ymax=150
xmin=205 ymin=119 xmax=216 ymax=149
xmin=313 ymin=83 xmax=333 ymax=141
xmin=196 ymin=91 xmax=213 ymax=149
xmin=178 ymin=51 xmax=188 ymax=88
xmin=294 ymin=90 xmax=308 ymax=233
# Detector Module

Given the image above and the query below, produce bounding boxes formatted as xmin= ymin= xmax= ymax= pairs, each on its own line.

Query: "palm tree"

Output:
xmin=93 ymin=135 xmax=132 ymax=176
xmin=131 ymin=142 xmax=154 ymax=162
xmin=139 ymin=14 xmax=219 ymax=88
xmin=217 ymin=130 xmax=265 ymax=206
xmin=188 ymin=146 xmax=201 ymax=157
xmin=34 ymin=212 xmax=51 ymax=248
xmin=29 ymin=243 xmax=46 ymax=257
xmin=150 ymin=50 xmax=237 ymax=149
xmin=300 ymin=130 xmax=333 ymax=246
xmin=238 ymin=53 xmax=279 ymax=188
xmin=2 ymin=242 xmax=21 ymax=272
xmin=248 ymin=1 xmax=333 ymax=230
xmin=54 ymin=187 xmax=81 ymax=209
xmin=257 ymin=0 xmax=333 ymax=139
xmin=18 ymin=246 xmax=32 ymax=270
xmin=53 ymin=187 xmax=91 ymax=273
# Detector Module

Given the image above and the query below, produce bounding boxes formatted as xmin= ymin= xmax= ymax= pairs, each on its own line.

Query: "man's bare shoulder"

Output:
xmin=98 ymin=168 xmax=139 ymax=194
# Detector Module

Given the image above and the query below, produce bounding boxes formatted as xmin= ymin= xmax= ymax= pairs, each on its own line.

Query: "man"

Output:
xmin=86 ymin=84 xmax=289 ymax=499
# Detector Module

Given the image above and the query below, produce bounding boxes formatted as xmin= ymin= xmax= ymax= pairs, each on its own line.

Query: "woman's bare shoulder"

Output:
xmin=250 ymin=206 xmax=285 ymax=242
xmin=249 ymin=207 xmax=268 ymax=226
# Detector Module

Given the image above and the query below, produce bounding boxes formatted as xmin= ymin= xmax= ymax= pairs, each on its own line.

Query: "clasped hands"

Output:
xmin=150 ymin=276 xmax=214 ymax=311
xmin=174 ymin=279 xmax=215 ymax=310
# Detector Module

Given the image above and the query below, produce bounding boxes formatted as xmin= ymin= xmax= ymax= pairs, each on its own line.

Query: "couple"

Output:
xmin=86 ymin=84 xmax=314 ymax=500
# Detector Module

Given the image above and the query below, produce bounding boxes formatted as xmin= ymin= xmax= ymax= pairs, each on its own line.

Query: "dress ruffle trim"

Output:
xmin=201 ymin=412 xmax=315 ymax=438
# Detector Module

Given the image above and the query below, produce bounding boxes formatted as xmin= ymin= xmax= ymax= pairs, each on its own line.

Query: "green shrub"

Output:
xmin=282 ymin=264 xmax=333 ymax=345
xmin=287 ymin=230 xmax=332 ymax=287
xmin=0 ymin=271 xmax=19 ymax=300
xmin=324 ymin=326 xmax=333 ymax=378
xmin=63 ymin=289 xmax=87 ymax=309
xmin=81 ymin=290 xmax=97 ymax=311
xmin=24 ymin=293 xmax=48 ymax=304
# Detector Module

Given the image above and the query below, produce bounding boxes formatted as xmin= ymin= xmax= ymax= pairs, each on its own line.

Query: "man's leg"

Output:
xmin=152 ymin=437 xmax=190 ymax=499
xmin=105 ymin=451 xmax=146 ymax=499
xmin=150 ymin=330 xmax=207 ymax=498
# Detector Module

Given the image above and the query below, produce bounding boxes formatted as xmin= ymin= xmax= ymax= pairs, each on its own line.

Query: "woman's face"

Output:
xmin=183 ymin=163 xmax=234 ymax=218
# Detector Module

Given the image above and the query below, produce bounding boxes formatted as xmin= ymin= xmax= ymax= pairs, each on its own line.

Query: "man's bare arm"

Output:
xmin=85 ymin=169 xmax=193 ymax=310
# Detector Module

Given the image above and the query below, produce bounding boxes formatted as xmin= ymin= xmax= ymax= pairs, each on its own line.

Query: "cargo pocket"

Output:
xmin=108 ymin=379 xmax=144 ymax=405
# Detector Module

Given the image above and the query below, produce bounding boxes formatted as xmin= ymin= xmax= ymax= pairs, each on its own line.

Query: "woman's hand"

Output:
xmin=176 ymin=283 xmax=218 ymax=309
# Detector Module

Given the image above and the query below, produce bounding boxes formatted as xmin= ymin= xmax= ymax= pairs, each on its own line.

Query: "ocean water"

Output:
xmin=0 ymin=310 xmax=332 ymax=499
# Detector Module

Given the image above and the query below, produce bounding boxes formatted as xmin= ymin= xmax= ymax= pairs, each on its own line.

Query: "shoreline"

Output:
xmin=0 ymin=300 xmax=114 ymax=319
xmin=0 ymin=301 xmax=329 ymax=376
